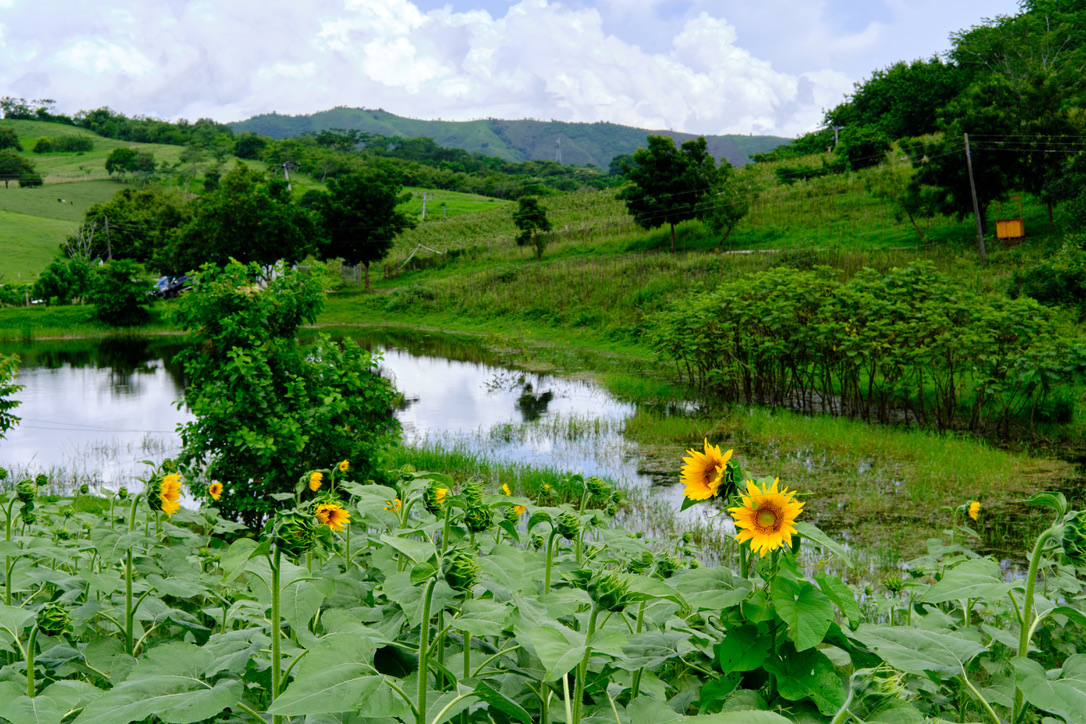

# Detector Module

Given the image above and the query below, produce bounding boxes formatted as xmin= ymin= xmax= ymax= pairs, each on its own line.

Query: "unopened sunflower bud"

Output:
xmin=118 ymin=486 xmax=128 ymax=501
xmin=36 ymin=602 xmax=72 ymax=637
xmin=530 ymin=534 xmax=546 ymax=550
xmin=851 ymin=665 xmax=908 ymax=718
xmin=0 ymin=468 xmax=7 ymax=481
xmin=681 ymin=531 xmax=694 ymax=544
xmin=423 ymin=481 xmax=449 ymax=515
xmin=273 ymin=510 xmax=318 ymax=559
xmin=586 ymin=476 xmax=609 ymax=497
xmin=463 ymin=480 xmax=484 ymax=503
xmin=883 ymin=576 xmax=905 ymax=594
xmin=589 ymin=569 xmax=632 ymax=612
xmin=443 ymin=548 xmax=480 ymax=593
xmin=62 ymin=507 xmax=73 ymax=519
xmin=35 ymin=474 xmax=48 ymax=487
xmin=79 ymin=483 xmax=89 ymax=495
xmin=606 ymin=503 xmax=617 ymax=516
xmin=464 ymin=499 xmax=494 ymax=533
xmin=556 ymin=510 xmax=580 ymax=540
xmin=1061 ymin=511 xmax=1086 ymax=569
xmin=655 ymin=554 xmax=680 ymax=579
xmin=626 ymin=551 xmax=654 ymax=575
xmin=16 ymin=479 xmax=36 ymax=504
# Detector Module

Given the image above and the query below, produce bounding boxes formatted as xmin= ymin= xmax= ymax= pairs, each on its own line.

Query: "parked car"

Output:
xmin=149 ymin=275 xmax=192 ymax=299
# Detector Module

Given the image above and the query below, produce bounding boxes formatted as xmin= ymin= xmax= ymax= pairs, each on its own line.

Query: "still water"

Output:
xmin=0 ymin=331 xmax=663 ymax=500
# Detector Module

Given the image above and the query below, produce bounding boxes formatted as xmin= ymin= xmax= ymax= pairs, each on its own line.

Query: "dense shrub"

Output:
xmin=31 ymin=257 xmax=93 ymax=305
xmin=32 ymin=135 xmax=94 ymax=153
xmin=88 ymin=259 xmax=151 ymax=326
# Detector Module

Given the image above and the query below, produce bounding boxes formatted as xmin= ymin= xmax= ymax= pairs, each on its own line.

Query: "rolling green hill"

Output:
xmin=231 ymin=108 xmax=789 ymax=168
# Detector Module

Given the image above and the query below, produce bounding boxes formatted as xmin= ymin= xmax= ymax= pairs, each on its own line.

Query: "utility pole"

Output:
xmin=832 ymin=125 xmax=844 ymax=146
xmin=104 ymin=215 xmax=112 ymax=260
xmin=419 ymin=192 xmax=432 ymax=220
xmin=963 ymin=133 xmax=987 ymax=263
xmin=555 ymin=138 xmax=562 ymax=164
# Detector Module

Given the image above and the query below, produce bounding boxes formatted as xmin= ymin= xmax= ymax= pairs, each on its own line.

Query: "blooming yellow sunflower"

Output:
xmin=208 ymin=481 xmax=223 ymax=501
xmin=728 ymin=478 xmax=804 ymax=556
xmin=315 ymin=503 xmax=350 ymax=532
xmin=308 ymin=471 xmax=323 ymax=492
xmin=436 ymin=487 xmax=448 ymax=504
xmin=159 ymin=473 xmax=183 ymax=518
xmin=514 ymin=504 xmax=526 ymax=517
xmin=502 ymin=483 xmax=512 ymax=496
xmin=968 ymin=501 xmax=980 ymax=521
xmin=680 ymin=440 xmax=733 ymax=501
xmin=385 ymin=498 xmax=401 ymax=513
xmin=338 ymin=460 xmax=349 ymax=473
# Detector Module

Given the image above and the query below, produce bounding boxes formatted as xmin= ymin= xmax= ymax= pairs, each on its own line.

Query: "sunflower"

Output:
xmin=159 ymin=473 xmax=183 ymax=518
xmin=501 ymin=483 xmax=512 ymax=496
xmin=338 ymin=460 xmax=349 ymax=473
xmin=208 ymin=481 xmax=223 ymax=501
xmin=308 ymin=471 xmax=323 ymax=492
xmin=514 ymin=505 xmax=526 ymax=517
xmin=680 ymin=440 xmax=733 ymax=501
xmin=728 ymin=478 xmax=804 ymax=556
xmin=436 ymin=487 xmax=448 ymax=504
xmin=385 ymin=498 xmax=402 ymax=513
xmin=968 ymin=501 xmax=980 ymax=521
xmin=315 ymin=503 xmax=350 ymax=532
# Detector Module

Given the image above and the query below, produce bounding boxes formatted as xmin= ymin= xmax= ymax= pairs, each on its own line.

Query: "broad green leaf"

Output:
xmin=72 ymin=642 xmax=241 ymax=724
xmin=78 ymin=569 xmax=122 ymax=598
xmin=764 ymin=644 xmax=847 ymax=716
xmin=683 ymin=712 xmax=792 ymax=723
xmin=1025 ymin=491 xmax=1067 ymax=517
xmin=450 ymin=599 xmax=511 ymax=638
xmin=0 ymin=604 xmax=34 ymax=638
xmin=267 ymin=633 xmax=383 ymax=715
xmin=626 ymin=698 xmax=682 ymax=723
xmin=280 ymin=580 xmax=326 ymax=632
xmin=379 ymin=533 xmax=436 ymax=564
xmin=410 ymin=562 xmax=437 ymax=586
xmin=770 ymin=576 xmax=834 ymax=651
xmin=618 ymin=629 xmax=695 ymax=671
xmin=425 ymin=688 xmax=478 ymax=724
xmin=5 ymin=681 xmax=103 ymax=724
xmin=865 ymin=703 xmax=926 ymax=723
xmin=853 ymin=624 xmax=986 ymax=677
xmin=815 ymin=572 xmax=860 ymax=626
xmin=922 ymin=558 xmax=1012 ymax=604
xmin=714 ymin=625 xmax=770 ymax=674
xmin=468 ymin=680 xmax=532 ymax=723
xmin=1016 ymin=655 xmax=1086 ymax=724
xmin=519 ymin=624 xmax=586 ymax=681
xmin=795 ymin=521 xmax=852 ymax=567
xmin=219 ymin=538 xmax=259 ymax=583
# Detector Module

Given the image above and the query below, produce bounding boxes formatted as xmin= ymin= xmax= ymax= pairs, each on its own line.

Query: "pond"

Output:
xmin=0 ymin=330 xmax=686 ymax=511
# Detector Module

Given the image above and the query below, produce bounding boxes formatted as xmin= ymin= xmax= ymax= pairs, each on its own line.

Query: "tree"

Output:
xmin=699 ymin=162 xmax=751 ymax=250
xmin=32 ymin=257 xmax=93 ymax=305
xmin=512 ymin=195 xmax=553 ymax=260
xmin=174 ymin=261 xmax=401 ymax=527
xmin=104 ymin=148 xmax=138 ymax=180
xmin=0 ymin=126 xmax=21 ymax=151
xmin=618 ymin=135 xmax=719 ymax=252
xmin=88 ymin=259 xmax=151 ymax=326
xmin=82 ymin=186 xmax=190 ymax=263
xmin=234 ymin=132 xmax=267 ymax=160
xmin=0 ymin=150 xmax=42 ymax=188
xmin=835 ymin=125 xmax=891 ymax=171
xmin=167 ymin=164 xmax=319 ymax=275
xmin=312 ymin=169 xmax=415 ymax=291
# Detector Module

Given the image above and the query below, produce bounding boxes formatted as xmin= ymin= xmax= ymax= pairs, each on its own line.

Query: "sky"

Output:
xmin=0 ymin=0 xmax=1024 ymax=139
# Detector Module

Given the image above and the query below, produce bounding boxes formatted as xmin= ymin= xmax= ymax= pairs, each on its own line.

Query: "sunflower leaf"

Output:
xmin=764 ymin=643 xmax=847 ymax=715
xmin=852 ymin=624 xmax=986 ymax=676
xmin=769 ymin=576 xmax=834 ymax=651
xmin=794 ymin=522 xmax=852 ymax=567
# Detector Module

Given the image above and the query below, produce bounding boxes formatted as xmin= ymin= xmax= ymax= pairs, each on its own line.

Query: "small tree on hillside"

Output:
xmin=105 ymin=148 xmax=138 ymax=181
xmin=0 ymin=126 xmax=21 ymax=151
xmin=698 ymin=161 xmax=751 ymax=250
xmin=618 ymin=135 xmax=719 ymax=252
xmin=512 ymin=195 xmax=553 ymax=260
xmin=0 ymin=149 xmax=42 ymax=188
xmin=313 ymin=169 xmax=415 ymax=291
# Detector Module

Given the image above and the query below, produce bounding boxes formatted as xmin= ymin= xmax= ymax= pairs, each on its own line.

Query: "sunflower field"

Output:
xmin=0 ymin=448 xmax=1085 ymax=724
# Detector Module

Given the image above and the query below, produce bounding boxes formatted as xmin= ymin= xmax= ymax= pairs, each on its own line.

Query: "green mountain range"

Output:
xmin=230 ymin=107 xmax=789 ymax=169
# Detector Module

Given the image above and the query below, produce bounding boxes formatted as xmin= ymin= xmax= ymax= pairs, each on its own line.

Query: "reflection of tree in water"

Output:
xmin=516 ymin=382 xmax=554 ymax=422
xmin=97 ymin=337 xmax=157 ymax=395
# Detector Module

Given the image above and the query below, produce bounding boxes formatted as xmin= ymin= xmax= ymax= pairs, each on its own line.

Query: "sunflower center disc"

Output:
xmin=757 ymin=509 xmax=778 ymax=528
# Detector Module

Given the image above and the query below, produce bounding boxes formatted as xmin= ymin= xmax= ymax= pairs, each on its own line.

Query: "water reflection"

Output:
xmin=0 ymin=330 xmax=666 ymax=506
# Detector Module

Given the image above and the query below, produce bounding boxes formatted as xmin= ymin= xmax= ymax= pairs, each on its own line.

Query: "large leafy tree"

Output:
xmin=167 ymin=164 xmax=319 ymax=275
xmin=618 ymin=135 xmax=719 ymax=252
xmin=0 ymin=149 xmax=42 ymax=188
xmin=312 ymin=169 xmax=415 ymax=291
xmin=175 ymin=261 xmax=401 ymax=527
xmin=81 ymin=186 xmax=191 ymax=264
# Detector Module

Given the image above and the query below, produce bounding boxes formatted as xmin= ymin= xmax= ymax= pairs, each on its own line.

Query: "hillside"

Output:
xmin=230 ymin=108 xmax=788 ymax=169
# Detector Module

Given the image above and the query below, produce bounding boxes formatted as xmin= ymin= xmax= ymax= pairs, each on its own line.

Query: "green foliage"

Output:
xmin=618 ymin=135 xmax=720 ymax=252
xmin=0 ymin=352 xmax=21 ymax=438
xmin=104 ymin=147 xmax=155 ymax=183
xmin=174 ymin=261 xmax=401 ymax=526
xmin=0 ymin=149 xmax=42 ymax=188
xmin=835 ymin=125 xmax=891 ymax=171
xmin=168 ymin=164 xmax=319 ymax=275
xmin=650 ymin=262 xmax=1085 ymax=438
xmin=87 ymin=259 xmax=151 ymax=326
xmin=512 ymin=195 xmax=553 ymax=260
xmin=33 ymin=135 xmax=93 ymax=154
xmin=0 ymin=125 xmax=21 ymax=152
xmin=31 ymin=257 xmax=93 ymax=305
xmin=312 ymin=168 xmax=414 ymax=289
xmin=1009 ymin=241 xmax=1086 ymax=317
xmin=82 ymin=186 xmax=191 ymax=265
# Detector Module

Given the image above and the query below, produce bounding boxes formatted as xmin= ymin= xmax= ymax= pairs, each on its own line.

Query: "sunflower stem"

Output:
xmin=545 ymin=530 xmax=558 ymax=595
xmin=417 ymin=576 xmax=437 ymax=724
xmin=270 ymin=546 xmax=283 ymax=724
xmin=25 ymin=625 xmax=37 ymax=698
xmin=124 ymin=496 xmax=139 ymax=657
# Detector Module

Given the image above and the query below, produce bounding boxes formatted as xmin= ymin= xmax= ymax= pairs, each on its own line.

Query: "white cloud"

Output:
xmin=0 ymin=0 xmax=1021 ymax=138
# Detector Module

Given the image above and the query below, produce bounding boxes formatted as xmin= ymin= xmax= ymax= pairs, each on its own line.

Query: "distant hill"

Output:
xmin=230 ymin=108 xmax=790 ymax=169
